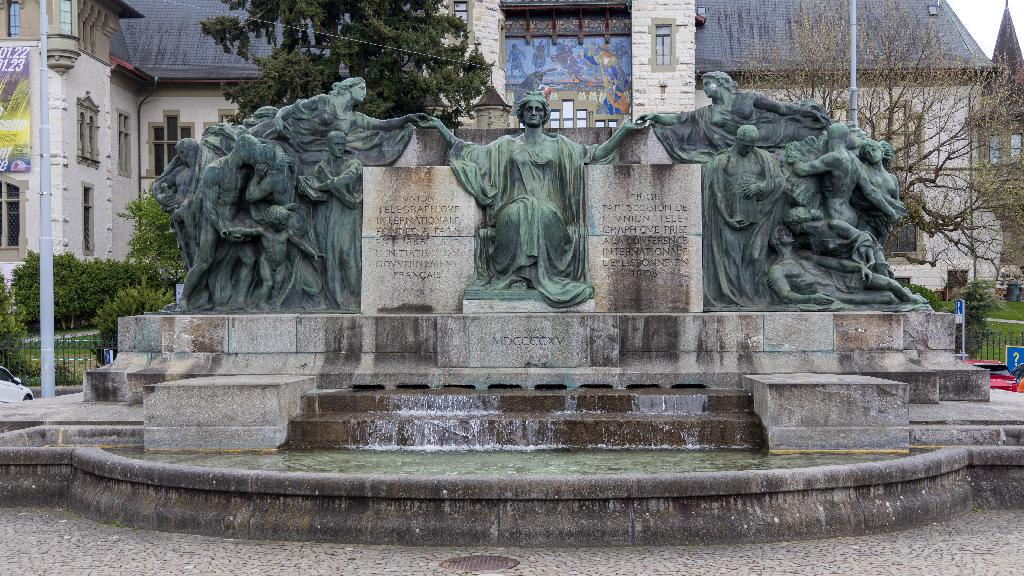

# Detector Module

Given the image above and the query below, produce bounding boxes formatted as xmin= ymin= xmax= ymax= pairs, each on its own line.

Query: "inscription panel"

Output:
xmin=587 ymin=164 xmax=702 ymax=312
xmin=361 ymin=167 xmax=482 ymax=313
xmin=437 ymin=316 xmax=592 ymax=368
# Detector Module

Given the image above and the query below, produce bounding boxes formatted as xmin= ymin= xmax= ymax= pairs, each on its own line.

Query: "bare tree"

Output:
xmin=743 ymin=0 xmax=1024 ymax=275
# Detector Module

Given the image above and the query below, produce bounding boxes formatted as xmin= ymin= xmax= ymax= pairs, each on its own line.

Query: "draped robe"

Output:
xmin=298 ymin=154 xmax=364 ymax=310
xmin=654 ymin=92 xmax=829 ymax=163
xmin=702 ymin=146 xmax=787 ymax=310
xmin=448 ymin=134 xmax=614 ymax=307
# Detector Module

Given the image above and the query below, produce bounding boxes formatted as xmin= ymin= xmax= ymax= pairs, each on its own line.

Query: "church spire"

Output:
xmin=994 ymin=0 xmax=1024 ymax=84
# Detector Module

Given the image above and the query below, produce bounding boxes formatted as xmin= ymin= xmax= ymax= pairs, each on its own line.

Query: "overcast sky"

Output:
xmin=946 ymin=0 xmax=1023 ymax=57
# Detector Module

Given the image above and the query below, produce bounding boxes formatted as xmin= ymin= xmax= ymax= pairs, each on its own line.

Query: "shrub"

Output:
xmin=0 ymin=278 xmax=25 ymax=340
xmin=906 ymin=283 xmax=943 ymax=311
xmin=94 ymin=283 xmax=174 ymax=340
xmin=12 ymin=252 xmax=163 ymax=329
xmin=120 ymin=194 xmax=186 ymax=284
xmin=952 ymin=280 xmax=1002 ymax=357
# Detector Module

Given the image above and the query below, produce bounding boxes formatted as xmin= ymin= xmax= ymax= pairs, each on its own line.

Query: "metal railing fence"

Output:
xmin=0 ymin=335 xmax=117 ymax=388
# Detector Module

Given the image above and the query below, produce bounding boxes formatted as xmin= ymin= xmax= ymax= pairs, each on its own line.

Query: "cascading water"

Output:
xmin=288 ymin=389 xmax=763 ymax=451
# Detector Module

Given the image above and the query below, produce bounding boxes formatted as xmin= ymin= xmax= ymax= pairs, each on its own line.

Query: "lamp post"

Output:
xmin=849 ymin=0 xmax=858 ymax=127
xmin=37 ymin=0 xmax=55 ymax=398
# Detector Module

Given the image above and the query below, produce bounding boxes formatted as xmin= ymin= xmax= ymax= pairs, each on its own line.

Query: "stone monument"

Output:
xmin=152 ymin=77 xmax=428 ymax=312
xmin=88 ymin=74 xmax=983 ymax=455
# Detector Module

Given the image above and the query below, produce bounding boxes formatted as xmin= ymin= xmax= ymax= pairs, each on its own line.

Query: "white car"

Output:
xmin=0 ymin=366 xmax=31 ymax=402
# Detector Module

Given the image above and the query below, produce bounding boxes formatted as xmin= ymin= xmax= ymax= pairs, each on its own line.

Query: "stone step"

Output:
xmin=287 ymin=412 xmax=764 ymax=450
xmin=302 ymin=388 xmax=754 ymax=415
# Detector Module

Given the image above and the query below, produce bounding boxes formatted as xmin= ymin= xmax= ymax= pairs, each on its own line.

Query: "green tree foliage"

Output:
xmin=0 ymin=279 xmax=25 ymax=340
xmin=94 ymin=283 xmax=175 ymax=340
xmin=11 ymin=252 xmax=162 ymax=329
xmin=954 ymin=280 xmax=1002 ymax=357
xmin=201 ymin=0 xmax=492 ymax=126
xmin=120 ymin=194 xmax=186 ymax=283
xmin=905 ymin=283 xmax=944 ymax=311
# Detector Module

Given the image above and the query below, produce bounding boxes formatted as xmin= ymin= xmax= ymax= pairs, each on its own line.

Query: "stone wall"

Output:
xmin=470 ymin=0 xmax=504 ymax=95
xmin=87 ymin=311 xmax=982 ymax=403
xmin=630 ymin=0 xmax=696 ymax=116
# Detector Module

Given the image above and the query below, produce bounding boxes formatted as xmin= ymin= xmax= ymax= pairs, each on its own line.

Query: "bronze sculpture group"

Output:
xmin=153 ymin=72 xmax=927 ymax=313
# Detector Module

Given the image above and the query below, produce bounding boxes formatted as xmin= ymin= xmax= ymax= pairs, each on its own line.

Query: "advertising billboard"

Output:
xmin=0 ymin=45 xmax=31 ymax=172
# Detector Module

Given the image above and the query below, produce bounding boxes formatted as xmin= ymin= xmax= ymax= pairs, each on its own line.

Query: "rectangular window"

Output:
xmin=561 ymin=100 xmax=574 ymax=129
xmin=454 ymin=1 xmax=468 ymax=22
xmin=655 ymin=24 xmax=672 ymax=66
xmin=59 ymin=0 xmax=73 ymax=35
xmin=892 ymin=223 xmax=918 ymax=254
xmin=7 ymin=1 xmax=20 ymax=37
xmin=608 ymin=120 xmax=618 ymax=128
xmin=549 ymin=111 xmax=560 ymax=129
xmin=82 ymin=186 xmax=93 ymax=255
xmin=989 ymin=136 xmax=1001 ymax=165
xmin=117 ymin=113 xmax=131 ymax=177
xmin=947 ymin=270 xmax=969 ymax=292
xmin=152 ymin=114 xmax=193 ymax=175
xmin=1012 ymin=134 xmax=1022 ymax=160
xmin=595 ymin=120 xmax=606 ymax=128
xmin=575 ymin=109 xmax=587 ymax=128
xmin=2 ymin=182 xmax=19 ymax=248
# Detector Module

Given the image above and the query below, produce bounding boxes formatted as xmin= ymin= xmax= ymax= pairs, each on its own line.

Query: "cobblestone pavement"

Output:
xmin=2 ymin=507 xmax=1022 ymax=575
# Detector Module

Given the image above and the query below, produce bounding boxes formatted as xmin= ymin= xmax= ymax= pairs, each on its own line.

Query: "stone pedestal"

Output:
xmin=143 ymin=375 xmax=316 ymax=450
xmin=743 ymin=373 xmax=910 ymax=452
xmin=360 ymin=163 xmax=703 ymax=314
xmin=87 ymin=311 xmax=979 ymax=406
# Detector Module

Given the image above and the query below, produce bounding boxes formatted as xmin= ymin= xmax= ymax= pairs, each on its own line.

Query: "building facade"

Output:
xmin=0 ymin=0 xmax=1006 ymax=294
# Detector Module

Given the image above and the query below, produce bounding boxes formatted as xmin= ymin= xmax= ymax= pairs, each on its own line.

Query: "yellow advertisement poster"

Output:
xmin=0 ymin=45 xmax=30 ymax=172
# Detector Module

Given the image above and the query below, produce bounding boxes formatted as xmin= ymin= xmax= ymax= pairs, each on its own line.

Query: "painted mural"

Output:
xmin=504 ymin=36 xmax=632 ymax=117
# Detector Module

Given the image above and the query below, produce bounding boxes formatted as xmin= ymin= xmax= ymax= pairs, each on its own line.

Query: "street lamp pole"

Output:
xmin=37 ymin=0 xmax=55 ymax=398
xmin=849 ymin=0 xmax=858 ymax=127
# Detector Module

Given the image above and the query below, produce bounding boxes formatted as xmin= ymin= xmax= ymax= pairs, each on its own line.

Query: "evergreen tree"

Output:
xmin=201 ymin=0 xmax=491 ymax=126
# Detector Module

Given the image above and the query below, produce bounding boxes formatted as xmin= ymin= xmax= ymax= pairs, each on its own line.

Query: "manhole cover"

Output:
xmin=439 ymin=554 xmax=519 ymax=573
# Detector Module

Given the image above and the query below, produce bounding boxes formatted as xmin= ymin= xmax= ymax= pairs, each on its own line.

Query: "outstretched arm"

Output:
xmin=791 ymin=154 xmax=834 ymax=177
xmin=358 ymin=112 xmax=431 ymax=131
xmin=424 ymin=116 xmax=461 ymax=149
xmin=288 ymin=235 xmax=323 ymax=260
xmin=752 ymin=94 xmax=830 ymax=123
xmin=856 ymin=165 xmax=906 ymax=220
xmin=636 ymin=113 xmax=680 ymax=126
xmin=593 ymin=120 xmax=645 ymax=159
xmin=222 ymin=226 xmax=261 ymax=241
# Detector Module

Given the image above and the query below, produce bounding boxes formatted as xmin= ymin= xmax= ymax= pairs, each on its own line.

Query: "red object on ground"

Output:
xmin=964 ymin=360 xmax=1020 ymax=392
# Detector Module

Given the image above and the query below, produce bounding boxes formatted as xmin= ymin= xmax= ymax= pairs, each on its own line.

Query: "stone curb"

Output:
xmin=68 ymin=446 xmax=968 ymax=500
xmin=2 ymin=445 xmax=1020 ymax=546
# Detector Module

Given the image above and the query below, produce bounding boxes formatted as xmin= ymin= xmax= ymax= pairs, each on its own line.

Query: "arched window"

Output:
xmin=77 ymin=96 xmax=100 ymax=165
xmin=7 ymin=1 xmax=21 ymax=37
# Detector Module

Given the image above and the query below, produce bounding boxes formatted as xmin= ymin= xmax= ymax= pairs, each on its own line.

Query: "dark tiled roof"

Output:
xmin=993 ymin=2 xmax=1024 ymax=84
xmin=694 ymin=0 xmax=991 ymax=73
xmin=114 ymin=0 xmax=269 ymax=81
xmin=114 ymin=0 xmax=993 ymax=81
xmin=474 ymin=86 xmax=510 ymax=108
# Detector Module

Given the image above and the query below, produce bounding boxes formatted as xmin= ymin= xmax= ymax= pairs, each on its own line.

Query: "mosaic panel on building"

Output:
xmin=504 ymin=7 xmax=632 ymax=127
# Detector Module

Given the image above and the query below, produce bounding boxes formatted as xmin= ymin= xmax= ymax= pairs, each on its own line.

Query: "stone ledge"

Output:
xmin=744 ymin=373 xmax=911 ymax=452
xmin=2 ymin=446 xmax=1012 ymax=546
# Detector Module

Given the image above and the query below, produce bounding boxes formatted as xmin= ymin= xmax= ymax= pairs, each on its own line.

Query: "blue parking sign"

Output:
xmin=1009 ymin=346 xmax=1024 ymax=373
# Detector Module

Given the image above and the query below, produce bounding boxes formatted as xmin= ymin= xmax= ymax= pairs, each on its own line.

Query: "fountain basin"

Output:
xmin=4 ymin=445 xmax=1024 ymax=546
